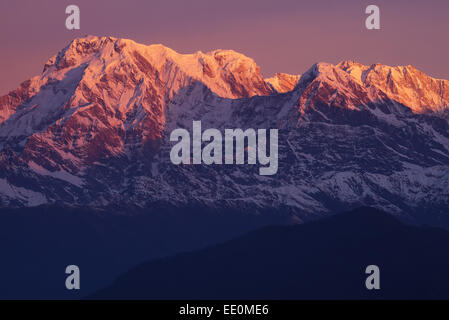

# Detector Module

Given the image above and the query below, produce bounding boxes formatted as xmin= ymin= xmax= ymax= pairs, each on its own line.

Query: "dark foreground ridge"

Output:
xmin=0 ymin=205 xmax=290 ymax=299
xmin=93 ymin=207 xmax=449 ymax=299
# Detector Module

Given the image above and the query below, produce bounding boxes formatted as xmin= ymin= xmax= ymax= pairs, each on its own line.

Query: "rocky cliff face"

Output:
xmin=1 ymin=36 xmax=449 ymax=225
xmin=265 ymin=73 xmax=301 ymax=93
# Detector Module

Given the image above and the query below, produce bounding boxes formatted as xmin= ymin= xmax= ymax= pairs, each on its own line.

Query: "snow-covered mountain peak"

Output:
xmin=293 ymin=60 xmax=449 ymax=115
xmin=336 ymin=61 xmax=449 ymax=114
xmin=40 ymin=36 xmax=273 ymax=100
xmin=294 ymin=62 xmax=374 ymax=112
xmin=265 ymin=73 xmax=301 ymax=93
xmin=361 ymin=64 xmax=449 ymax=114
xmin=336 ymin=60 xmax=370 ymax=84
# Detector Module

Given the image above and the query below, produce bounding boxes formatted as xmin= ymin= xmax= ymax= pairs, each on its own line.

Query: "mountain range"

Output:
xmin=1 ymin=35 xmax=449 ymax=227
xmin=2 ymin=35 xmax=449 ymax=299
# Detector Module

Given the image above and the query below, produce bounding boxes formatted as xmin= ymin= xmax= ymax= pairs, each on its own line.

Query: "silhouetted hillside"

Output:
xmin=94 ymin=207 xmax=449 ymax=299
xmin=0 ymin=205 xmax=290 ymax=299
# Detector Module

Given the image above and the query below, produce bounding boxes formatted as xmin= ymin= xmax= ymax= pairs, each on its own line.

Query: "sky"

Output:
xmin=0 ymin=0 xmax=449 ymax=95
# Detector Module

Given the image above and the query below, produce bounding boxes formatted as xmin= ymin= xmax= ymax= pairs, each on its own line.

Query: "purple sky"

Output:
xmin=1 ymin=0 xmax=449 ymax=95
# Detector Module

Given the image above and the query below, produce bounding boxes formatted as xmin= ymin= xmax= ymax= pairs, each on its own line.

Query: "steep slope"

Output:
xmin=93 ymin=207 xmax=449 ymax=299
xmin=0 ymin=36 xmax=449 ymax=227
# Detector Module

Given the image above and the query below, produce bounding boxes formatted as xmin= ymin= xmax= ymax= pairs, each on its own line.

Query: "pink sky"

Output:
xmin=1 ymin=0 xmax=449 ymax=95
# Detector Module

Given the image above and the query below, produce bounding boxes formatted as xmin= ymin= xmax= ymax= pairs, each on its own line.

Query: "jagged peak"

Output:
xmin=43 ymin=36 xmax=262 ymax=75
xmin=298 ymin=62 xmax=356 ymax=85
xmin=295 ymin=60 xmax=449 ymax=114
xmin=307 ymin=59 xmax=448 ymax=88
xmin=64 ymin=35 xmax=119 ymax=54
xmin=337 ymin=60 xmax=366 ymax=69
xmin=265 ymin=73 xmax=301 ymax=93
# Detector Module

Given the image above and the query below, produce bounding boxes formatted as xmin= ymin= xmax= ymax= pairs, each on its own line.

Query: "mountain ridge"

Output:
xmin=92 ymin=206 xmax=449 ymax=299
xmin=0 ymin=36 xmax=449 ymax=227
